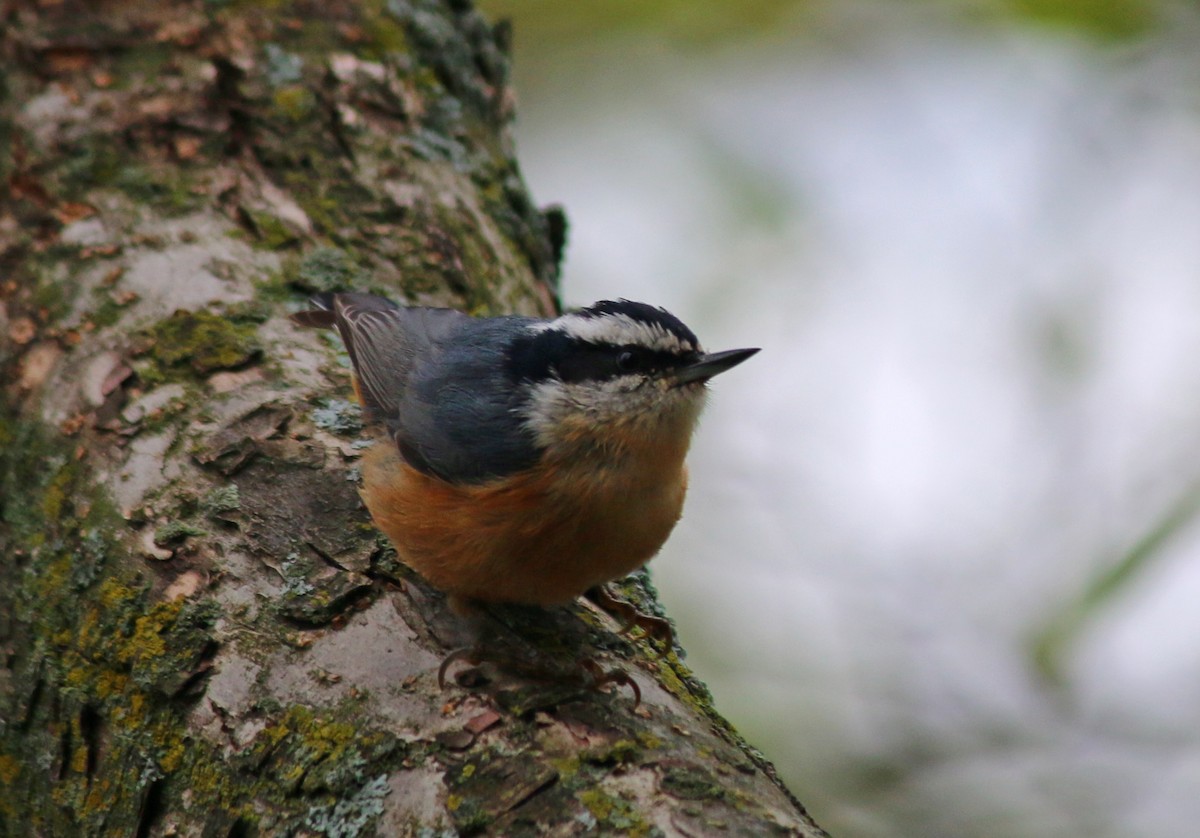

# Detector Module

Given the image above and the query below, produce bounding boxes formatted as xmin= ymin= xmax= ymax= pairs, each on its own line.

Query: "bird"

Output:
xmin=291 ymin=292 xmax=758 ymax=640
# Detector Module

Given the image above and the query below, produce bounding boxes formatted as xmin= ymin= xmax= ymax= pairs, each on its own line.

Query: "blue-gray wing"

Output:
xmin=392 ymin=317 xmax=542 ymax=483
xmin=293 ymin=293 xmax=540 ymax=483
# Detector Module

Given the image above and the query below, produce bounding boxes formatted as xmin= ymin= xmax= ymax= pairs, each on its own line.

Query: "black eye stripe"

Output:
xmin=555 ymin=346 xmax=622 ymax=383
xmin=507 ymin=333 xmax=693 ymax=385
xmin=555 ymin=345 xmax=695 ymax=382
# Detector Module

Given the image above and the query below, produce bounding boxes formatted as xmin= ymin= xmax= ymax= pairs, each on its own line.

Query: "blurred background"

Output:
xmin=476 ymin=1 xmax=1200 ymax=835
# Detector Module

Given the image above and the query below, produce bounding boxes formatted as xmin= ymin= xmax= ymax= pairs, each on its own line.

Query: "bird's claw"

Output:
xmin=580 ymin=659 xmax=641 ymax=707
xmin=437 ymin=646 xmax=640 ymax=706
xmin=437 ymin=646 xmax=483 ymax=689
xmin=586 ymin=584 xmax=675 ymax=651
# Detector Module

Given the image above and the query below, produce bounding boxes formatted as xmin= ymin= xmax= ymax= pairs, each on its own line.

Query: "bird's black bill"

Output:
xmin=673 ymin=347 xmax=760 ymax=385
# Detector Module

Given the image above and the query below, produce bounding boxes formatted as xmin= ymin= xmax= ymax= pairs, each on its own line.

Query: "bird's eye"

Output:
xmin=616 ymin=350 xmax=638 ymax=372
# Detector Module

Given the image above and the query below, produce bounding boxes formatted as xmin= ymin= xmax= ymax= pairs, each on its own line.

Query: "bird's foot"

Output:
xmin=579 ymin=658 xmax=641 ymax=707
xmin=437 ymin=645 xmax=485 ymax=689
xmin=437 ymin=644 xmax=640 ymax=705
xmin=586 ymin=584 xmax=674 ymax=650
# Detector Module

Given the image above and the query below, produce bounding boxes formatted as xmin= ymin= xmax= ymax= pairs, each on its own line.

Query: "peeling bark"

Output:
xmin=0 ymin=1 xmax=827 ymax=835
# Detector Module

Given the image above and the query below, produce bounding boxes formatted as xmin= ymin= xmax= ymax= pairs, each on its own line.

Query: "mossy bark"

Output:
xmin=0 ymin=1 xmax=826 ymax=835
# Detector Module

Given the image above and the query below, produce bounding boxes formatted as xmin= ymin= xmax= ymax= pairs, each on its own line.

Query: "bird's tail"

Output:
xmin=289 ymin=293 xmax=337 ymax=329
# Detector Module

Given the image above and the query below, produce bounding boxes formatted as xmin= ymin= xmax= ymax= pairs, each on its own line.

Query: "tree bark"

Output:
xmin=0 ymin=1 xmax=827 ymax=835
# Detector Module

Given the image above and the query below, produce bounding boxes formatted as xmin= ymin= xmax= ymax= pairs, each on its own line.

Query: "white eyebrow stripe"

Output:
xmin=537 ymin=312 xmax=696 ymax=353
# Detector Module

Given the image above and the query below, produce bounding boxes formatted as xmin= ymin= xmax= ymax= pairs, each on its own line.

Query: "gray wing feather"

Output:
xmin=328 ymin=293 xmax=469 ymax=422
xmin=311 ymin=293 xmax=540 ymax=483
xmin=393 ymin=318 xmax=542 ymax=482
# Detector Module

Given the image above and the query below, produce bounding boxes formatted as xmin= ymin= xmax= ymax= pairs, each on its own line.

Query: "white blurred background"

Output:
xmin=478 ymin=1 xmax=1200 ymax=835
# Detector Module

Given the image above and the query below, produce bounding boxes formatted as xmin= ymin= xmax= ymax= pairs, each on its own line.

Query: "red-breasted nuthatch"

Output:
xmin=292 ymin=292 xmax=758 ymax=618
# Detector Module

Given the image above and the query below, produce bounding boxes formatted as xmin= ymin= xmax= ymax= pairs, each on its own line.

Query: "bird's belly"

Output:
xmin=360 ymin=444 xmax=687 ymax=605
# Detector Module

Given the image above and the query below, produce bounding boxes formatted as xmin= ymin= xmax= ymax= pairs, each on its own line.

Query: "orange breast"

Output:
xmin=359 ymin=441 xmax=688 ymax=605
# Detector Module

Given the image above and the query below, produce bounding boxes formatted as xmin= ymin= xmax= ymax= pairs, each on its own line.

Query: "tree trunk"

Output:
xmin=0 ymin=1 xmax=827 ymax=835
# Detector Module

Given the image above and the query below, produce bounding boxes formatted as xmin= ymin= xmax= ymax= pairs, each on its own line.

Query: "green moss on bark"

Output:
xmin=138 ymin=308 xmax=263 ymax=383
xmin=0 ymin=416 xmax=212 ymax=834
xmin=0 ymin=412 xmax=413 ymax=835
